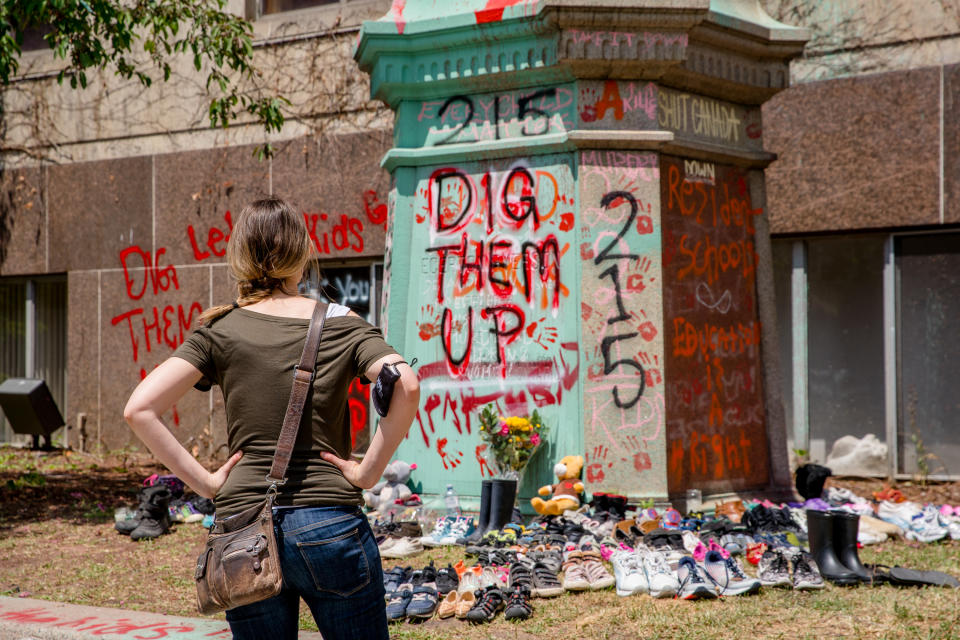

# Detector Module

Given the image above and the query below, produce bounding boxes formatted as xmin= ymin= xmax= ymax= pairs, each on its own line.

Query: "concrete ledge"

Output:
xmin=0 ymin=597 xmax=323 ymax=640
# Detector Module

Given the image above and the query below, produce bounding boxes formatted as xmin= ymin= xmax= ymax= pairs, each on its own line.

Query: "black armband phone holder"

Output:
xmin=371 ymin=359 xmax=415 ymax=417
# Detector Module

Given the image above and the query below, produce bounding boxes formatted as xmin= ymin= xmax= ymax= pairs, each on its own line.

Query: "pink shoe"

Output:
xmin=708 ymin=538 xmax=730 ymax=559
xmin=693 ymin=541 xmax=708 ymax=562
xmin=940 ymin=504 xmax=956 ymax=517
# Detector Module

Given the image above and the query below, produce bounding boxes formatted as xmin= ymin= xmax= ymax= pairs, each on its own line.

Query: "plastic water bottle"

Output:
xmin=444 ymin=484 xmax=460 ymax=515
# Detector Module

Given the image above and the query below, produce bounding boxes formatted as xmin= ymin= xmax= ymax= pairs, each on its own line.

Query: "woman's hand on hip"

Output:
xmin=204 ymin=451 xmax=244 ymax=498
xmin=320 ymin=451 xmax=378 ymax=489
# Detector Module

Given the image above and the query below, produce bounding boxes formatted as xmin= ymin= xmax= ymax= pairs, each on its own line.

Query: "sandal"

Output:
xmin=503 ymin=586 xmax=533 ymax=620
xmin=887 ymin=565 xmax=960 ymax=588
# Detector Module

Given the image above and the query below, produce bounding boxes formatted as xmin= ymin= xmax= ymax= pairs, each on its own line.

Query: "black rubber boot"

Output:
xmin=606 ymin=494 xmax=628 ymax=521
xmin=130 ymin=486 xmax=172 ymax=541
xmin=484 ymin=479 xmax=517 ymax=535
xmin=590 ymin=492 xmax=610 ymax=513
xmin=115 ymin=485 xmax=170 ymax=536
xmin=460 ymin=480 xmax=492 ymax=544
xmin=833 ymin=511 xmax=872 ymax=583
xmin=805 ymin=510 xmax=859 ymax=585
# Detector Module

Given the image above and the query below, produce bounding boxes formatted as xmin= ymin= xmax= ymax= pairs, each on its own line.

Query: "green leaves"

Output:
xmin=1 ymin=0 xmax=286 ymax=152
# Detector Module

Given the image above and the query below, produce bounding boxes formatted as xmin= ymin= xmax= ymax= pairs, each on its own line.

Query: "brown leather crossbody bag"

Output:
xmin=195 ymin=302 xmax=328 ymax=615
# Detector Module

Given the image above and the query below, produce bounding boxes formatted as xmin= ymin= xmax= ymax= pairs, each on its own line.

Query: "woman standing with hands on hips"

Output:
xmin=123 ymin=197 xmax=419 ymax=640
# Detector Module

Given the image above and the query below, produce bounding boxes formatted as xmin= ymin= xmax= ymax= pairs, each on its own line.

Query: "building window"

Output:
xmin=774 ymin=231 xmax=960 ymax=478
xmin=261 ymin=0 xmax=339 ymax=15
xmin=0 ymin=276 xmax=67 ymax=444
xmin=896 ymin=233 xmax=960 ymax=477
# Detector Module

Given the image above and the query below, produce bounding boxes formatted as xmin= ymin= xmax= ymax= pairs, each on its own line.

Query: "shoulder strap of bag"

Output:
xmin=266 ymin=301 xmax=329 ymax=488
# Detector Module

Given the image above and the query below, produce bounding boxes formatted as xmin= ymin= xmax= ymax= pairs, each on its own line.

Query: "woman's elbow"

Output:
xmin=402 ymin=373 xmax=420 ymax=402
xmin=123 ymin=400 xmax=151 ymax=429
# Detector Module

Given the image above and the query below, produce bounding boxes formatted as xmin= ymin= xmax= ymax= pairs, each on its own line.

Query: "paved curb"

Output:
xmin=0 ymin=597 xmax=323 ymax=639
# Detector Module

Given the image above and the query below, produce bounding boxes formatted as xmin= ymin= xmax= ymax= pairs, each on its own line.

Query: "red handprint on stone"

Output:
xmin=437 ymin=437 xmax=463 ymax=470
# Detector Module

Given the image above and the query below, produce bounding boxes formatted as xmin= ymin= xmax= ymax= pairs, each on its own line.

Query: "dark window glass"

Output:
xmin=896 ymin=233 xmax=960 ymax=476
xmin=261 ymin=0 xmax=339 ymax=14
xmin=806 ymin=235 xmax=886 ymax=463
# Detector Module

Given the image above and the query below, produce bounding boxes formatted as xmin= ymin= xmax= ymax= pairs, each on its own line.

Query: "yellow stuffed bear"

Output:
xmin=530 ymin=455 xmax=585 ymax=516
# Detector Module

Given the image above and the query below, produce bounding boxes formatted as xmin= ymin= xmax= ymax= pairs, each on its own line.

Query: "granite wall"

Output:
xmin=0 ymin=131 xmax=392 ymax=452
xmin=763 ymin=65 xmax=950 ymax=234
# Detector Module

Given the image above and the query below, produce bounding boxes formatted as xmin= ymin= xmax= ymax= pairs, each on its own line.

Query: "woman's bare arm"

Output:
xmin=123 ymin=357 xmax=242 ymax=498
xmin=321 ymin=353 xmax=419 ymax=489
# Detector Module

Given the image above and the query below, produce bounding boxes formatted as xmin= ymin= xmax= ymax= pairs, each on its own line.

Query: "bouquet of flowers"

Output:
xmin=478 ymin=404 xmax=547 ymax=480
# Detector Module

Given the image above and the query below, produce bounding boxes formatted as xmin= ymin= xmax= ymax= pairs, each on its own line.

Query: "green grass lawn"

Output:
xmin=1 ymin=448 xmax=959 ymax=639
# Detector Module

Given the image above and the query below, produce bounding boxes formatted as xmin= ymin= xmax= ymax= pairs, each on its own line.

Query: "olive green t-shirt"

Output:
xmin=172 ymin=306 xmax=396 ymax=517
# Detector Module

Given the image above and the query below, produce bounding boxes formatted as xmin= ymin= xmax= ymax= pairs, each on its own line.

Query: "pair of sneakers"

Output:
xmin=611 ymin=548 xmax=680 ymax=598
xmin=758 ymin=548 xmax=825 ymax=591
xmin=699 ymin=550 xmax=761 ymax=596
xmin=561 ymin=550 xmax=615 ymax=591
xmin=421 ymin=515 xmax=475 ymax=547
xmin=385 ymin=565 xmax=439 ymax=621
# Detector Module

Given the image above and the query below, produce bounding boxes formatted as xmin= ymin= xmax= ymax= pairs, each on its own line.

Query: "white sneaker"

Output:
xmin=438 ymin=515 xmax=475 ymax=545
xmin=457 ymin=568 xmax=481 ymax=594
xmin=676 ymin=556 xmax=718 ymax=600
xmin=420 ymin=517 xmax=453 ymax=547
xmin=641 ymin=550 xmax=680 ymax=598
xmin=947 ymin=520 xmax=960 ymax=540
xmin=905 ymin=505 xmax=949 ymax=543
xmin=681 ymin=530 xmax=701 ymax=555
xmin=825 ymin=487 xmax=867 ymax=506
xmin=611 ymin=550 xmax=648 ymax=597
xmin=877 ymin=500 xmax=922 ymax=531
xmin=702 ymin=550 xmax=761 ymax=596
xmin=380 ymin=536 xmax=424 ymax=559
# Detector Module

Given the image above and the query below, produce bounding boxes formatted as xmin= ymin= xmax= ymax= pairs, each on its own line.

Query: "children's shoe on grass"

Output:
xmin=582 ymin=551 xmax=616 ymax=590
xmin=640 ymin=550 xmax=680 ymax=598
xmin=877 ymin=501 xmax=921 ymax=531
xmin=790 ymin=551 xmax=825 ymax=591
xmin=406 ymin=584 xmax=439 ymax=619
xmin=440 ymin=516 xmax=475 ymax=545
xmin=746 ymin=542 xmax=768 ymax=566
xmin=758 ymin=549 xmax=792 ymax=588
xmin=676 ymin=556 xmax=718 ymax=600
xmin=508 ymin=562 xmax=533 ymax=591
xmin=455 ymin=590 xmax=476 ymax=619
xmin=436 ymin=564 xmax=459 ymax=595
xmin=906 ymin=505 xmax=950 ymax=543
xmin=702 ymin=549 xmax=761 ymax=596
xmin=385 ymin=585 xmax=412 ymax=621
xmin=503 ymin=587 xmax=533 ymax=621
xmin=611 ymin=550 xmax=648 ymax=597
xmin=457 ymin=566 xmax=482 ymax=594
xmin=465 ymin=586 xmax=505 ymax=623
xmin=383 ymin=565 xmax=410 ymax=594
xmin=437 ymin=591 xmax=459 ymax=619
xmin=420 ymin=517 xmax=453 ymax=547
xmin=531 ymin=561 xmax=564 ymax=597
xmin=561 ymin=553 xmax=591 ymax=591
xmin=380 ymin=536 xmax=424 ymax=559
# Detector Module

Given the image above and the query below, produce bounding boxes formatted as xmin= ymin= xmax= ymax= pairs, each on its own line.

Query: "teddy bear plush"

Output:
xmin=362 ymin=460 xmax=417 ymax=513
xmin=530 ymin=455 xmax=585 ymax=516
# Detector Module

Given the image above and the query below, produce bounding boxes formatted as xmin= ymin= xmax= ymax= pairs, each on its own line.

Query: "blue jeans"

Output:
xmin=225 ymin=505 xmax=387 ymax=640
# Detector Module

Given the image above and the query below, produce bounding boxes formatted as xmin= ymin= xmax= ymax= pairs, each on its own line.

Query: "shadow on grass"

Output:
xmin=0 ymin=446 xmax=165 ymax=532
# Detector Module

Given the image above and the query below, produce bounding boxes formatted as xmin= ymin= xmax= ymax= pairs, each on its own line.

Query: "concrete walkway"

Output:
xmin=0 ymin=597 xmax=324 ymax=640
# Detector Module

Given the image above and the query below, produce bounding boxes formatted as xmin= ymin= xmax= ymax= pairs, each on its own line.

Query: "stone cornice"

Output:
xmin=357 ymin=2 xmax=807 ymax=107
